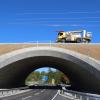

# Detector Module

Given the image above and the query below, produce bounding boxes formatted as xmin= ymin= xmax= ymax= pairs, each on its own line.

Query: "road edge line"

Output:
xmin=22 ymin=96 xmax=32 ymax=100
xmin=51 ymin=91 xmax=59 ymax=100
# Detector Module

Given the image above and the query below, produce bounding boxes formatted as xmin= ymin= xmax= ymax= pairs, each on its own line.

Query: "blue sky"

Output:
xmin=35 ymin=67 xmax=56 ymax=72
xmin=0 ymin=0 xmax=100 ymax=43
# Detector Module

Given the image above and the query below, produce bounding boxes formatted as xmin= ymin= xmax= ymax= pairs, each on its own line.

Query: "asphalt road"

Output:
xmin=0 ymin=89 xmax=69 ymax=100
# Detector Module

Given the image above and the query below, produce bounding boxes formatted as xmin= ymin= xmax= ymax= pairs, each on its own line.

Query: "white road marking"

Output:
xmin=40 ymin=89 xmax=45 ymax=93
xmin=18 ymin=90 xmax=37 ymax=97
xmin=22 ymin=96 xmax=32 ymax=100
xmin=51 ymin=91 xmax=59 ymax=100
xmin=34 ymin=92 xmax=40 ymax=95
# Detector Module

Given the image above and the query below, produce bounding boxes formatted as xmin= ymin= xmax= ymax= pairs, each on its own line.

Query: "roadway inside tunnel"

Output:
xmin=0 ymin=47 xmax=99 ymax=94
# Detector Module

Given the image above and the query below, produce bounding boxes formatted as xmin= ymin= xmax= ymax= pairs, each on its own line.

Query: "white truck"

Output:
xmin=56 ymin=30 xmax=92 ymax=43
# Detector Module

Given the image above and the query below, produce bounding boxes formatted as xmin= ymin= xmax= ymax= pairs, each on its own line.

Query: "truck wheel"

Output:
xmin=84 ymin=40 xmax=91 ymax=43
xmin=61 ymin=39 xmax=66 ymax=43
xmin=76 ymin=38 xmax=81 ymax=43
xmin=87 ymin=40 xmax=91 ymax=43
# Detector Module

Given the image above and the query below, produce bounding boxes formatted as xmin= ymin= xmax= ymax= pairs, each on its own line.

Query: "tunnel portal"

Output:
xmin=0 ymin=47 xmax=100 ymax=94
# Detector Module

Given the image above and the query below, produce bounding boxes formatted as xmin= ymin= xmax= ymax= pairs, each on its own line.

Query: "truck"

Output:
xmin=56 ymin=30 xmax=92 ymax=43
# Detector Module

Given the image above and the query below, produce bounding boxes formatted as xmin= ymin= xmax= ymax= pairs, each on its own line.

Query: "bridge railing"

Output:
xmin=62 ymin=89 xmax=100 ymax=100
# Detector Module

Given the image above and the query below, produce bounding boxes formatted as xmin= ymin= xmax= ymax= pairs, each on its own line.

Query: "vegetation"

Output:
xmin=25 ymin=68 xmax=70 ymax=85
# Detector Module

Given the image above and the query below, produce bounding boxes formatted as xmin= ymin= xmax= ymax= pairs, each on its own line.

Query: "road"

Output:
xmin=0 ymin=89 xmax=68 ymax=100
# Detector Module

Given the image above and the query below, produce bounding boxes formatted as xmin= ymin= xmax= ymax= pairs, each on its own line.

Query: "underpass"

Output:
xmin=0 ymin=43 xmax=99 ymax=94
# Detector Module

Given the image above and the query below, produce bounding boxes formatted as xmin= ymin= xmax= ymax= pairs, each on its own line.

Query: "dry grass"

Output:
xmin=0 ymin=43 xmax=99 ymax=60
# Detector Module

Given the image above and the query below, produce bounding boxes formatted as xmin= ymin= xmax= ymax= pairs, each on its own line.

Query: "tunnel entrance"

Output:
xmin=0 ymin=47 xmax=99 ymax=94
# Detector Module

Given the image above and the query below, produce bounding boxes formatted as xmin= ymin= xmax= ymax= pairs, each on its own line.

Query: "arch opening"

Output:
xmin=25 ymin=67 xmax=70 ymax=87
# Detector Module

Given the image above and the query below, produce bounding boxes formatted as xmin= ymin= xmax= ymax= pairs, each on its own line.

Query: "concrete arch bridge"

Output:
xmin=0 ymin=43 xmax=99 ymax=94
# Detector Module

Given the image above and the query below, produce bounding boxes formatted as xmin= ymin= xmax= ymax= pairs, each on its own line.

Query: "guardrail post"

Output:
xmin=12 ymin=90 xmax=13 ymax=94
xmin=74 ymin=94 xmax=77 ymax=99
xmin=6 ymin=90 xmax=8 ymax=94
xmin=80 ymin=95 xmax=82 ymax=100
xmin=86 ymin=97 xmax=89 ymax=100
xmin=50 ymin=40 xmax=51 ymax=47
xmin=37 ymin=41 xmax=38 ymax=47
xmin=2 ymin=91 xmax=3 ymax=95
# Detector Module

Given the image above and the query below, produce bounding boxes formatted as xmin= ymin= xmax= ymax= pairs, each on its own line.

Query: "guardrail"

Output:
xmin=0 ymin=41 xmax=100 ymax=44
xmin=0 ymin=87 xmax=30 ymax=98
xmin=62 ymin=89 xmax=100 ymax=100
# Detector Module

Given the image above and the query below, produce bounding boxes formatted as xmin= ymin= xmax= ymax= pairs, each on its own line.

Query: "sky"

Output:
xmin=0 ymin=0 xmax=100 ymax=43
xmin=35 ymin=67 xmax=56 ymax=72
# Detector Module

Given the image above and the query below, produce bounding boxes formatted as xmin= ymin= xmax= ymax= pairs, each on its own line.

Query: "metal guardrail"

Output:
xmin=62 ymin=89 xmax=100 ymax=100
xmin=0 ymin=87 xmax=30 ymax=98
xmin=0 ymin=89 xmax=21 ymax=97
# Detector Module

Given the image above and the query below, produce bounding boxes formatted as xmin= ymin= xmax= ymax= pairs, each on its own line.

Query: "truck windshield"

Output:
xmin=58 ymin=32 xmax=63 ymax=36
